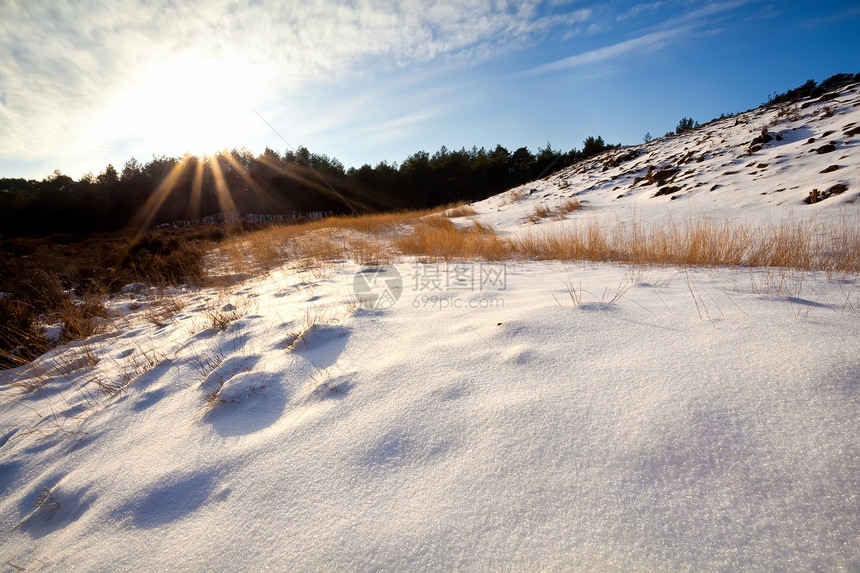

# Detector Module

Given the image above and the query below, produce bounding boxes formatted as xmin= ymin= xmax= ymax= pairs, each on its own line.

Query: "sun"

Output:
xmin=94 ymin=53 xmax=264 ymax=157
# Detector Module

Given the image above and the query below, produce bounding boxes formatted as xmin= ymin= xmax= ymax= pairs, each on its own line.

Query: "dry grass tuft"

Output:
xmin=504 ymin=188 xmax=529 ymax=205
xmin=54 ymin=343 xmax=100 ymax=376
xmin=91 ymin=374 xmax=128 ymax=396
xmin=395 ymin=217 xmax=510 ymax=261
xmin=526 ymin=199 xmax=583 ymax=224
xmin=118 ymin=344 xmax=167 ymax=385
xmin=558 ymin=198 xmax=583 ymax=215
xmin=346 ymin=234 xmax=393 ymax=266
xmin=289 ymin=231 xmax=345 ymax=263
xmin=284 ymin=323 xmax=316 ymax=351
xmin=54 ymin=292 xmax=111 ymax=343
xmin=526 ymin=204 xmax=553 ymax=224
xmin=445 ymin=204 xmax=478 ymax=217
xmin=206 ymin=305 xmax=240 ymax=331
xmin=202 ymin=292 xmax=254 ymax=332
xmin=190 ymin=344 xmax=226 ymax=381
xmin=34 ymin=486 xmax=60 ymax=512
xmin=202 ymin=379 xmax=231 ymax=413
xmin=514 ymin=220 xmax=610 ymax=261
xmin=216 ymin=206 xmax=491 ymax=273
xmin=144 ymin=295 xmax=184 ymax=328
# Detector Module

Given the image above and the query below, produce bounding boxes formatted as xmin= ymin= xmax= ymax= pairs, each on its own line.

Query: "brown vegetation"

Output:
xmin=394 ymin=217 xmax=509 ymax=261
xmin=0 ymin=226 xmax=224 ymax=369
xmin=512 ymin=217 xmax=860 ymax=273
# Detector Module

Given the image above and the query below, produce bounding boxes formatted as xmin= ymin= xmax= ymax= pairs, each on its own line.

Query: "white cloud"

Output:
xmin=0 ymin=0 xmax=591 ymax=162
xmin=617 ymin=2 xmax=665 ymax=21
xmin=524 ymin=0 xmax=752 ymax=76
xmin=525 ymin=28 xmax=685 ymax=74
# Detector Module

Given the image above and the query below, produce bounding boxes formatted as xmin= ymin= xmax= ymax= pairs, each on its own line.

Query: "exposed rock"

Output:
xmin=828 ymin=182 xmax=849 ymax=196
xmin=805 ymin=189 xmax=821 ymax=204
xmin=805 ymin=183 xmax=849 ymax=204
xmin=635 ymin=165 xmax=680 ymax=187
xmin=653 ymin=185 xmax=682 ymax=198
xmin=749 ymin=127 xmax=773 ymax=149
xmin=604 ymin=148 xmax=641 ymax=168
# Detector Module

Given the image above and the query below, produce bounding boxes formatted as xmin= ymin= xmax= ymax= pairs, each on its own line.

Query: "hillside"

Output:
xmin=0 ymin=83 xmax=858 ymax=571
xmin=475 ymin=80 xmax=860 ymax=231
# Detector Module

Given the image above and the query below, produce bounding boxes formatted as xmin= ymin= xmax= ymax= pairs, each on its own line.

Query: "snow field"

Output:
xmin=1 ymin=263 xmax=858 ymax=570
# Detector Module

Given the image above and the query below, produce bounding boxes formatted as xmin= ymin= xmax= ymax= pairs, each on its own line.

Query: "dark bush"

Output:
xmin=675 ymin=117 xmax=698 ymax=135
xmin=768 ymin=73 xmax=860 ymax=107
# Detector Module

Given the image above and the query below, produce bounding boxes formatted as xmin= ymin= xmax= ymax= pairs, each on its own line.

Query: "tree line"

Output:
xmin=0 ymin=137 xmax=617 ymax=236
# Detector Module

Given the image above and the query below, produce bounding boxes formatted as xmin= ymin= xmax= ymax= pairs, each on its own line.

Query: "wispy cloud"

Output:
xmin=617 ymin=2 xmax=665 ymax=21
xmin=662 ymin=0 xmax=753 ymax=28
xmin=526 ymin=28 xmax=685 ymax=74
xmin=0 ymin=0 xmax=591 ymax=164
xmin=524 ymin=0 xmax=752 ymax=76
xmin=358 ymin=109 xmax=444 ymax=145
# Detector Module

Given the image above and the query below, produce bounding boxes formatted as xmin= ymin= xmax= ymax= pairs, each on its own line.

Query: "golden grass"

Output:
xmin=526 ymin=199 xmax=583 ymax=224
xmin=559 ymin=198 xmax=583 ymax=215
xmin=213 ymin=206 xmax=860 ymax=274
xmin=513 ymin=217 xmax=860 ymax=272
xmin=395 ymin=218 xmax=510 ymax=262
xmin=526 ymin=204 xmax=553 ymax=224
xmin=504 ymin=188 xmax=529 ymax=205
xmin=346 ymin=234 xmax=394 ymax=266
xmin=217 ymin=209 xmax=447 ymax=272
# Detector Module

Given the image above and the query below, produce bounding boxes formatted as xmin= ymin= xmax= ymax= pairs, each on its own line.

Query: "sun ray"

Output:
xmin=209 ymin=153 xmax=237 ymax=217
xmin=219 ymin=152 xmax=283 ymax=215
xmin=190 ymin=157 xmax=204 ymax=221
xmin=257 ymin=153 xmax=382 ymax=212
xmin=254 ymin=153 xmax=284 ymax=172
xmin=129 ymin=158 xmax=189 ymax=241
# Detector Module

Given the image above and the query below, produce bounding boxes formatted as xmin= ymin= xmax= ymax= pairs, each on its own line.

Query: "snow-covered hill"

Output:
xmin=475 ymin=80 xmax=860 ymax=232
xmin=1 ymin=84 xmax=858 ymax=571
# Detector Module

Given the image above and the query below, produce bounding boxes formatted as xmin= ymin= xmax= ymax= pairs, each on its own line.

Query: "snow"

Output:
xmin=1 ymin=85 xmax=859 ymax=571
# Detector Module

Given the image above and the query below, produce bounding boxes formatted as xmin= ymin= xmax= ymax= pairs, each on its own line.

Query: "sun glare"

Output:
xmin=94 ymin=53 xmax=264 ymax=157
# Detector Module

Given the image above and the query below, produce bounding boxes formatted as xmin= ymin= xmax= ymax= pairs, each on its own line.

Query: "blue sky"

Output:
xmin=1 ymin=0 xmax=858 ymax=180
